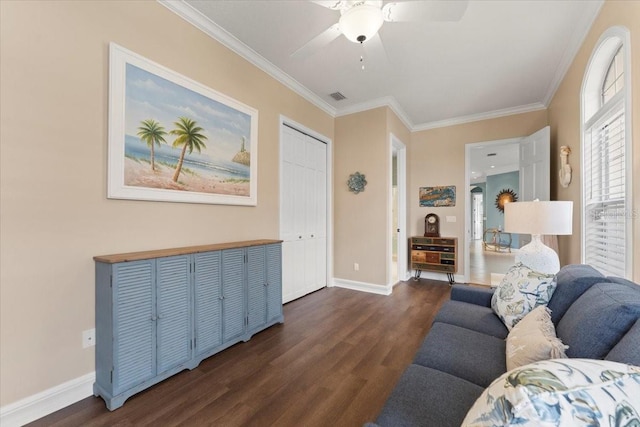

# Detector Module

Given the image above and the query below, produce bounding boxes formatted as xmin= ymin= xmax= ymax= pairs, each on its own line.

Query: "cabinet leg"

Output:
xmin=413 ymin=270 xmax=421 ymax=281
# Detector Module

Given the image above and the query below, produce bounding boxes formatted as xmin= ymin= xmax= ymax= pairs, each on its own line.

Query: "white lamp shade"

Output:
xmin=504 ymin=201 xmax=573 ymax=235
xmin=339 ymin=4 xmax=383 ymax=43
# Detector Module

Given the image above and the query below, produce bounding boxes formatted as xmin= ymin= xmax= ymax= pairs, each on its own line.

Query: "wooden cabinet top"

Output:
xmin=94 ymin=239 xmax=283 ymax=264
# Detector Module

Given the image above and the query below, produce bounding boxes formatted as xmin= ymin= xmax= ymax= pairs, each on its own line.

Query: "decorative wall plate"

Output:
xmin=495 ymin=188 xmax=518 ymax=212
xmin=348 ymin=172 xmax=367 ymax=194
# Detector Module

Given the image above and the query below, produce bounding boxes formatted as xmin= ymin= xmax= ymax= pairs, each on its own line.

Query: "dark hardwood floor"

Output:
xmin=28 ymin=279 xmax=451 ymax=427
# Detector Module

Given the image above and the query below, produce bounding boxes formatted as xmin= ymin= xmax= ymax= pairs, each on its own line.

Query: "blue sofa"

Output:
xmin=369 ymin=264 xmax=640 ymax=427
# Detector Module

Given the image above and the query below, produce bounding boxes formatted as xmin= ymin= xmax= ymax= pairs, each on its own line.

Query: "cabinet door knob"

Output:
xmin=219 ymin=296 xmax=224 ymax=300
xmin=151 ymin=315 xmax=157 ymax=321
xmin=299 ymin=235 xmax=302 ymax=239
xmin=311 ymin=234 xmax=314 ymax=238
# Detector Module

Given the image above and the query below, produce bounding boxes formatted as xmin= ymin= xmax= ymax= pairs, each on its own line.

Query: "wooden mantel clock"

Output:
xmin=424 ymin=213 xmax=440 ymax=237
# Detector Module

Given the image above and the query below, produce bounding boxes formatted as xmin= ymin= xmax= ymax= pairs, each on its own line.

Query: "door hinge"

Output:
xmin=110 ymin=370 xmax=113 ymax=383
xmin=109 ymin=274 xmax=113 ymax=288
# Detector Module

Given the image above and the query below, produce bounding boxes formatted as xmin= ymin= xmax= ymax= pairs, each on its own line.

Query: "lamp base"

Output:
xmin=515 ymin=234 xmax=560 ymax=275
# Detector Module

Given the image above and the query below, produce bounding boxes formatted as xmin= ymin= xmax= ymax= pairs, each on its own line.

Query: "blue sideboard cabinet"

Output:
xmin=93 ymin=240 xmax=283 ymax=410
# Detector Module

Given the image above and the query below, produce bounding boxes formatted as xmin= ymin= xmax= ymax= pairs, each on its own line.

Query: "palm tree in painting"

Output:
xmin=137 ymin=119 xmax=167 ymax=171
xmin=170 ymin=117 xmax=207 ymax=182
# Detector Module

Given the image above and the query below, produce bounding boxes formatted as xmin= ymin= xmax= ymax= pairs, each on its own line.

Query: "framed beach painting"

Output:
xmin=419 ymin=186 xmax=456 ymax=207
xmin=108 ymin=43 xmax=258 ymax=205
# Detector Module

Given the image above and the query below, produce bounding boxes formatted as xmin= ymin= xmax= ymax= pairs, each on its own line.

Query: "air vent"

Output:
xmin=329 ymin=91 xmax=347 ymax=101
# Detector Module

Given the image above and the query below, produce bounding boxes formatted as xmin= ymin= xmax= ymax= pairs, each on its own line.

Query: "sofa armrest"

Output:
xmin=450 ymin=285 xmax=495 ymax=307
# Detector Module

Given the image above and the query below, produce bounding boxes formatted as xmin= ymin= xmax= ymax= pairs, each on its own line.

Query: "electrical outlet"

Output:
xmin=354 ymin=263 xmax=359 ymax=271
xmin=83 ymin=328 xmax=95 ymax=348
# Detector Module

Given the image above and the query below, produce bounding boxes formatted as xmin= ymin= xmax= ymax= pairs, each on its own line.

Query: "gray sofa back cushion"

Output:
xmin=547 ymin=264 xmax=607 ymax=325
xmin=557 ymin=282 xmax=640 ymax=359
xmin=605 ymin=318 xmax=640 ymax=366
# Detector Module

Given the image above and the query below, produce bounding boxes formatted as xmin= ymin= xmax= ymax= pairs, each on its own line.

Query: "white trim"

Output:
xmin=335 ymin=96 xmax=413 ymax=130
xmin=414 ymin=103 xmax=547 ymax=132
xmin=410 ymin=271 xmax=466 ymax=284
xmin=390 ymin=134 xmax=408 ymax=286
xmin=332 ymin=278 xmax=392 ymax=295
xmin=0 ymin=372 xmax=95 ymax=427
xmin=278 ymin=116 xmax=334 ymax=302
xmin=542 ymin=0 xmax=604 ymax=106
xmin=158 ymin=0 xmax=336 ymax=118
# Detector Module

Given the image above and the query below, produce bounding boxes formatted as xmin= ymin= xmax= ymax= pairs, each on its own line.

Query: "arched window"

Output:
xmin=581 ymin=27 xmax=632 ymax=278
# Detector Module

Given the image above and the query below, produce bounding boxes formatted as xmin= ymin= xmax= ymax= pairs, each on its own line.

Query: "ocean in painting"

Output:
xmin=125 ymin=134 xmax=249 ymax=181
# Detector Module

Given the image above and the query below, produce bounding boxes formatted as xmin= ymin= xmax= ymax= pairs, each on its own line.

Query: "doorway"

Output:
xmin=390 ymin=134 xmax=407 ymax=286
xmin=464 ymin=127 xmax=550 ymax=285
xmin=471 ymin=192 xmax=483 ymax=240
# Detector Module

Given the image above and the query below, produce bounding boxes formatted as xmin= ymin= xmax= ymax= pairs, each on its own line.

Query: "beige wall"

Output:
xmin=0 ymin=1 xmax=333 ymax=406
xmin=334 ymin=108 xmax=388 ymax=285
xmin=548 ymin=0 xmax=640 ymax=280
xmin=333 ymin=107 xmax=411 ymax=287
xmin=409 ymin=110 xmax=549 ymax=276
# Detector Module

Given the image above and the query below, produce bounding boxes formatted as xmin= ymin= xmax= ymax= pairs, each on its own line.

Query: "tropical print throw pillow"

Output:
xmin=462 ymin=359 xmax=640 ymax=427
xmin=491 ymin=262 xmax=556 ymax=330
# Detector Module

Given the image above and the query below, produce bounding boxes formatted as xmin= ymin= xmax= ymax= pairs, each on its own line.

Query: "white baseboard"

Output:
xmin=410 ymin=270 xmax=465 ymax=284
xmin=332 ymin=278 xmax=393 ymax=295
xmin=0 ymin=372 xmax=95 ymax=427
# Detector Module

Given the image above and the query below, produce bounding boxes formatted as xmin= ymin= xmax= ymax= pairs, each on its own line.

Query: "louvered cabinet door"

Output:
xmin=156 ymin=255 xmax=192 ymax=375
xmin=112 ymin=260 xmax=156 ymax=395
xmin=194 ymin=251 xmax=223 ymax=356
xmin=247 ymin=246 xmax=267 ymax=332
xmin=265 ymin=244 xmax=283 ymax=324
xmin=221 ymin=248 xmax=246 ymax=342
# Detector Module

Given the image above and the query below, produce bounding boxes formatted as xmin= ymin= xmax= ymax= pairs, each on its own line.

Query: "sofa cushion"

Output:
xmin=491 ymin=263 xmax=556 ymax=330
xmin=434 ymin=300 xmax=508 ymax=339
xmin=606 ymin=318 xmax=640 ymax=366
xmin=461 ymin=359 xmax=640 ymax=427
xmin=506 ymin=306 xmax=567 ymax=371
xmin=557 ymin=282 xmax=640 ymax=359
xmin=547 ymin=264 xmax=607 ymax=325
xmin=450 ymin=284 xmax=494 ymax=307
xmin=413 ymin=322 xmax=506 ymax=387
xmin=375 ymin=364 xmax=484 ymax=427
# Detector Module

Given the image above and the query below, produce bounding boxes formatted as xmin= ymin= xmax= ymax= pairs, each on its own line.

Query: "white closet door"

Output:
xmin=280 ymin=125 xmax=327 ymax=303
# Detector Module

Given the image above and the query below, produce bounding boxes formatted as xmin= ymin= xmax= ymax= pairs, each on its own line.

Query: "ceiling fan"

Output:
xmin=292 ymin=0 xmax=469 ymax=59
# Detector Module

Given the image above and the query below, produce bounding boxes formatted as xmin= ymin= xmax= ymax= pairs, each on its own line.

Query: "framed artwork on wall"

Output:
xmin=108 ymin=43 xmax=258 ymax=206
xmin=419 ymin=186 xmax=456 ymax=207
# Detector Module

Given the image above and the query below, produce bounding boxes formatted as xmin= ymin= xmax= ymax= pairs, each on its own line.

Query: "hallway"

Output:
xmin=469 ymin=239 xmax=517 ymax=286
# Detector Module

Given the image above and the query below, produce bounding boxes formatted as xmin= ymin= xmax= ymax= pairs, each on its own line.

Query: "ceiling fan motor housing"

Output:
xmin=339 ymin=3 xmax=383 ymax=43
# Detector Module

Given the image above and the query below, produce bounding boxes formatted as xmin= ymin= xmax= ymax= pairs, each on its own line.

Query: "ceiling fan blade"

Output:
xmin=362 ymin=33 xmax=388 ymax=70
xmin=291 ymin=23 xmax=342 ymax=59
xmin=382 ymin=0 xmax=468 ymax=23
xmin=310 ymin=1 xmax=349 ymax=11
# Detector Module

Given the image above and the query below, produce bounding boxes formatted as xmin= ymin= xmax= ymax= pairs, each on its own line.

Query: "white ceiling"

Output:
xmin=165 ymin=0 xmax=603 ymax=130
xmin=469 ymin=138 xmax=521 ymax=184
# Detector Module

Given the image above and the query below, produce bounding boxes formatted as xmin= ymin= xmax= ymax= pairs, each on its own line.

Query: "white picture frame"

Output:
xmin=108 ymin=43 xmax=258 ymax=206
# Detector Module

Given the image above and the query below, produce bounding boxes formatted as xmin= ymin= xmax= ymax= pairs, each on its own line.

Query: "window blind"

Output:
xmin=584 ymin=105 xmax=626 ymax=277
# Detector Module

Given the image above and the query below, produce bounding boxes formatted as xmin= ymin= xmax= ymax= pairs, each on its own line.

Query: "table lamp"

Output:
xmin=504 ymin=200 xmax=573 ymax=274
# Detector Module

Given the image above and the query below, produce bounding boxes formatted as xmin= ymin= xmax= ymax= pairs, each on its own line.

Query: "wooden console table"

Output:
xmin=410 ymin=236 xmax=457 ymax=284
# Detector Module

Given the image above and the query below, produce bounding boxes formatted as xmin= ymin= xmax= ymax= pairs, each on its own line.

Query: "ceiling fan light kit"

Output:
xmin=339 ymin=4 xmax=384 ymax=43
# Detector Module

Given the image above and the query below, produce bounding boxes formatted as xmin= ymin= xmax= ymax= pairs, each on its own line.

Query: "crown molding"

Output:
xmin=542 ymin=0 xmax=604 ymax=106
xmin=335 ymin=96 xmax=414 ymax=131
xmin=158 ymin=0 xmax=336 ymax=118
xmin=413 ymin=102 xmax=547 ymax=132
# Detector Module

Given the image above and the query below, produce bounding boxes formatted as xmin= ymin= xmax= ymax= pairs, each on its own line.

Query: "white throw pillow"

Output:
xmin=506 ymin=305 xmax=567 ymax=371
xmin=462 ymin=359 xmax=640 ymax=427
xmin=491 ymin=262 xmax=556 ymax=330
